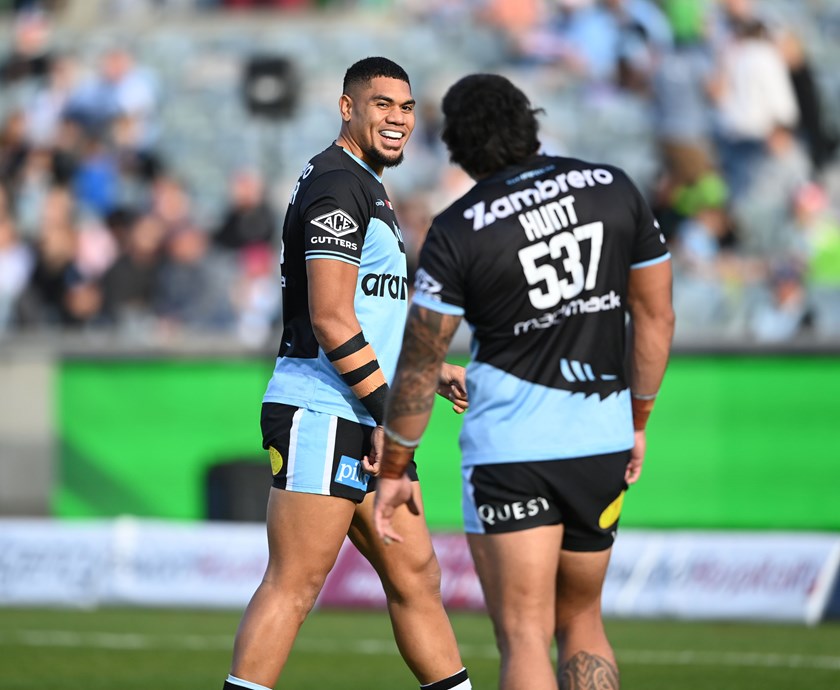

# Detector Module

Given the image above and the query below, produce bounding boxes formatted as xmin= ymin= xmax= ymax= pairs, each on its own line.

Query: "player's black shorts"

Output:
xmin=261 ymin=402 xmax=418 ymax=503
xmin=462 ymin=451 xmax=630 ymax=552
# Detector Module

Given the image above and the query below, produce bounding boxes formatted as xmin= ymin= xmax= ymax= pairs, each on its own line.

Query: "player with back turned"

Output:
xmin=374 ymin=74 xmax=675 ymax=690
xmin=222 ymin=57 xmax=471 ymax=690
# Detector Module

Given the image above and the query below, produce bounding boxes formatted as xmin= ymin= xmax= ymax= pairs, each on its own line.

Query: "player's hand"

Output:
xmin=373 ymin=475 xmax=418 ymax=544
xmin=625 ymin=429 xmax=646 ymax=484
xmin=361 ymin=425 xmax=384 ymax=476
xmin=437 ymin=362 xmax=469 ymax=414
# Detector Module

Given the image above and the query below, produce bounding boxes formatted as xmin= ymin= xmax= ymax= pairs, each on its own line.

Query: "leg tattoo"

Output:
xmin=559 ymin=652 xmax=619 ymax=690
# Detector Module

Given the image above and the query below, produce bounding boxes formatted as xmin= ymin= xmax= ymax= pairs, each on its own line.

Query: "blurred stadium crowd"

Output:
xmin=1 ymin=0 xmax=840 ymax=348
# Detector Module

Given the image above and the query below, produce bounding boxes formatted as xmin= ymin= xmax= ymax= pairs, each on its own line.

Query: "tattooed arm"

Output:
xmin=384 ymin=304 xmax=464 ymax=471
xmin=372 ymin=304 xmax=462 ymax=543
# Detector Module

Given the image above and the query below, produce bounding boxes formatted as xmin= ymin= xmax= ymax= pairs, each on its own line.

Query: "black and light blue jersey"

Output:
xmin=413 ymin=154 xmax=671 ymax=466
xmin=264 ymin=144 xmax=408 ymax=426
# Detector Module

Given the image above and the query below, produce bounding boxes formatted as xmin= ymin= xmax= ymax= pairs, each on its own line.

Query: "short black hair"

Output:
xmin=343 ymin=57 xmax=410 ymax=95
xmin=441 ymin=74 xmax=542 ymax=179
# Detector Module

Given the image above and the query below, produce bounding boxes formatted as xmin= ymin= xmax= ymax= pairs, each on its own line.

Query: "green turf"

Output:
xmin=0 ymin=608 xmax=838 ymax=689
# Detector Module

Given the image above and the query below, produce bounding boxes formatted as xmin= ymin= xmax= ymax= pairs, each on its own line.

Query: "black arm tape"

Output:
xmin=340 ymin=359 xmax=381 ymax=387
xmin=359 ymin=383 xmax=389 ymax=425
xmin=326 ymin=331 xmax=367 ymax=362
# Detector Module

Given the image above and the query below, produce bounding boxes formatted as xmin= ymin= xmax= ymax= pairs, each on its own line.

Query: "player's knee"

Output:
xmin=494 ymin=619 xmax=552 ymax=656
xmin=263 ymin=570 xmax=326 ymax=619
xmin=278 ymin=590 xmax=319 ymax=625
xmin=488 ymin=600 xmax=554 ymax=651
xmin=381 ymin=550 xmax=442 ymax=604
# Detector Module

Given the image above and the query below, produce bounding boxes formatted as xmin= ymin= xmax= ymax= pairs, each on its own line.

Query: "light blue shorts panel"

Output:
xmin=284 ymin=407 xmax=338 ymax=495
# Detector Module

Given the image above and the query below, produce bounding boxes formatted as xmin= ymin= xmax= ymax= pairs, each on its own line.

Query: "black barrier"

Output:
xmin=205 ymin=459 xmax=271 ymax=522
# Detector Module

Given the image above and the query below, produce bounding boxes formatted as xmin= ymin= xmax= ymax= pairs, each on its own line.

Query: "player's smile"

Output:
xmin=379 ymin=129 xmax=406 ymax=149
xmin=365 ymin=82 xmax=414 ymax=161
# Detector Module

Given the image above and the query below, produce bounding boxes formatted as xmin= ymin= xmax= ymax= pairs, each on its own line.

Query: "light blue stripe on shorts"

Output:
xmin=285 ymin=408 xmax=338 ymax=495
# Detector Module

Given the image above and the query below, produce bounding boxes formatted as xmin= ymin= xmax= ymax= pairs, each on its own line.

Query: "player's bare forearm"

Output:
xmin=627 ymin=260 xmax=675 ymax=396
xmin=381 ymin=305 xmax=461 ymax=472
xmin=627 ymin=260 xmax=674 ymax=442
xmin=632 ymin=311 xmax=674 ymax=395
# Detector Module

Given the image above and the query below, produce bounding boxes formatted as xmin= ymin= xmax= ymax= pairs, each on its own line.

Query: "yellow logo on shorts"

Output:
xmin=598 ymin=491 xmax=626 ymax=529
xmin=268 ymin=446 xmax=284 ymax=475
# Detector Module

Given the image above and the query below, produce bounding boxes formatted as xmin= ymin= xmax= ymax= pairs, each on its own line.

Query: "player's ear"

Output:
xmin=339 ymin=93 xmax=353 ymax=122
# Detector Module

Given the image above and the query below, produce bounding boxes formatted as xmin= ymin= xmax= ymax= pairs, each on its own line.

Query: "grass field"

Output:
xmin=1 ymin=608 xmax=839 ymax=689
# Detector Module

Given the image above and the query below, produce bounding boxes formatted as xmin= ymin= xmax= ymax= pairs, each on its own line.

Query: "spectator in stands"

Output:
xmin=669 ymin=186 xmax=741 ymax=336
xmin=790 ymin=183 xmax=840 ymax=337
xmin=213 ymin=168 xmax=277 ymax=250
xmin=775 ymin=29 xmax=839 ymax=174
xmin=100 ymin=212 xmax=164 ymax=331
xmin=61 ymin=267 xmax=105 ymax=329
xmin=110 ymin=111 xmax=164 ymax=204
xmin=65 ymin=45 xmax=159 ymax=153
xmin=474 ymin=0 xmax=544 ymax=63
xmin=230 ymin=241 xmax=280 ymax=347
xmin=75 ymin=210 xmax=118 ymax=284
xmin=71 ymin=132 xmax=121 ymax=219
xmin=0 ymin=8 xmax=53 ymax=86
xmin=102 ymin=205 xmax=137 ymax=254
xmin=9 ymin=146 xmax=55 ymax=242
xmin=154 ymin=225 xmax=235 ymax=331
xmin=0 ymin=111 xmax=30 ymax=193
xmin=20 ymin=203 xmax=83 ymax=326
xmin=48 ymin=114 xmax=84 ymax=186
xmin=710 ymin=16 xmax=799 ymax=197
xmin=0 ymin=210 xmax=33 ymax=336
xmin=652 ymin=0 xmax=718 ymax=191
xmin=603 ymin=0 xmax=674 ymax=94
xmin=36 ymin=184 xmax=76 ymax=241
xmin=146 ymin=174 xmax=197 ymax=239
xmin=731 ymin=123 xmax=810 ymax=261
xmin=519 ymin=0 xmax=619 ymax=85
xmin=222 ymin=0 xmax=311 ymax=8
xmin=516 ymin=0 xmax=670 ymax=93
xmin=22 ymin=52 xmax=80 ymax=149
xmin=748 ymin=261 xmax=809 ymax=342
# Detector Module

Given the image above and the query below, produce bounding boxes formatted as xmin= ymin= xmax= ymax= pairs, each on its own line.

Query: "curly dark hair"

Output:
xmin=343 ymin=57 xmax=410 ymax=95
xmin=441 ymin=74 xmax=542 ymax=179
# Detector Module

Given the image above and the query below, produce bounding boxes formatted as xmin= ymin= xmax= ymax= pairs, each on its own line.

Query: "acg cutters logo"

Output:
xmin=478 ymin=497 xmax=550 ymax=526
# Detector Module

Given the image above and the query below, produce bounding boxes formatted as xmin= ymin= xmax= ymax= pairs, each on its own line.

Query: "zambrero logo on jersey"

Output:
xmin=414 ymin=268 xmax=443 ymax=302
xmin=311 ymin=208 xmax=359 ymax=237
xmin=362 ymin=272 xmax=408 ymax=300
xmin=463 ymin=167 xmax=615 ymax=231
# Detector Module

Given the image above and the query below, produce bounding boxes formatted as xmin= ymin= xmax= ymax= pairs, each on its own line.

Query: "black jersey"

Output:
xmin=264 ymin=144 xmax=408 ymax=425
xmin=413 ymin=154 xmax=670 ymax=466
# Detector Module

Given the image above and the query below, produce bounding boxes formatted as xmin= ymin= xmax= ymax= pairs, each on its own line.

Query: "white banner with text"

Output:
xmin=1 ymin=519 xmax=837 ymax=623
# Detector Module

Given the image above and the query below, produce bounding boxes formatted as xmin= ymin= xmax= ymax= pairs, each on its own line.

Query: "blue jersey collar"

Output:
xmin=339 ymin=146 xmax=383 ymax=183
